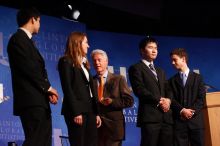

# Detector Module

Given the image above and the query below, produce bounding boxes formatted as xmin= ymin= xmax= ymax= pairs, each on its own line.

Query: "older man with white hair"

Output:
xmin=91 ymin=49 xmax=134 ymax=146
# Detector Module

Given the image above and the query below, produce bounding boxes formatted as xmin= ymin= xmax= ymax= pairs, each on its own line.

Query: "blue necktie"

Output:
xmin=181 ymin=73 xmax=187 ymax=86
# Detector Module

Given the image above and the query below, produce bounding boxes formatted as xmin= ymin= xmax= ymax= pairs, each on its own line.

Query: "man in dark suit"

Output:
xmin=91 ymin=49 xmax=134 ymax=146
xmin=7 ymin=7 xmax=58 ymax=146
xmin=169 ymin=48 xmax=206 ymax=146
xmin=128 ymin=37 xmax=173 ymax=146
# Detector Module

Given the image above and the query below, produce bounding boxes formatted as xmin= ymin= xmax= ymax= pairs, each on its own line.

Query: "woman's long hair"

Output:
xmin=64 ymin=32 xmax=90 ymax=69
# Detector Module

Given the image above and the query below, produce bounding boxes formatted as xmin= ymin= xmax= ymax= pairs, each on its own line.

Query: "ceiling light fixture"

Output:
xmin=72 ymin=10 xmax=80 ymax=20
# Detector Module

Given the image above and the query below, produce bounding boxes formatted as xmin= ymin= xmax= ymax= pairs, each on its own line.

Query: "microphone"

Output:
xmin=204 ymin=83 xmax=219 ymax=92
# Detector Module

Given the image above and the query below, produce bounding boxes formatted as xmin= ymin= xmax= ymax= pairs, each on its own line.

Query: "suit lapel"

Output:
xmin=185 ymin=72 xmax=194 ymax=87
xmin=18 ymin=29 xmax=44 ymax=62
xmin=140 ymin=61 xmax=158 ymax=83
xmin=88 ymin=71 xmax=96 ymax=97
xmin=104 ymin=72 xmax=114 ymax=97
xmin=174 ymin=71 xmax=194 ymax=88
xmin=156 ymin=69 xmax=163 ymax=92
xmin=80 ymin=67 xmax=90 ymax=83
xmin=93 ymin=75 xmax=98 ymax=88
xmin=19 ymin=29 xmax=45 ymax=66
xmin=174 ymin=73 xmax=184 ymax=88
xmin=29 ymin=39 xmax=45 ymax=62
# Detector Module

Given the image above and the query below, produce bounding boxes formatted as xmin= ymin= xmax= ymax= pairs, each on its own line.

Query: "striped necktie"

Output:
xmin=149 ymin=63 xmax=158 ymax=80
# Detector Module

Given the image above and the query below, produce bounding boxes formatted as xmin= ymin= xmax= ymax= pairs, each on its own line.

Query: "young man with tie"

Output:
xmin=169 ymin=48 xmax=206 ymax=146
xmin=128 ymin=37 xmax=173 ymax=146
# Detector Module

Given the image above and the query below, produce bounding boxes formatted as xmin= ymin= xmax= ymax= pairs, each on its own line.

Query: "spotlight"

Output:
xmin=62 ymin=1 xmax=81 ymax=21
xmin=67 ymin=4 xmax=72 ymax=10
xmin=72 ymin=10 xmax=80 ymax=20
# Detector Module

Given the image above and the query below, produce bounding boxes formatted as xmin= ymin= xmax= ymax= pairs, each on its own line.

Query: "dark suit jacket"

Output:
xmin=7 ymin=29 xmax=51 ymax=115
xmin=58 ymin=57 xmax=98 ymax=117
xmin=93 ymin=72 xmax=134 ymax=140
xmin=128 ymin=61 xmax=173 ymax=127
xmin=169 ymin=71 xmax=206 ymax=129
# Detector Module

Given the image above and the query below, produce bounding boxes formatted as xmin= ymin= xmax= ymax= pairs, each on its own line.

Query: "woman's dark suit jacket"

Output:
xmin=58 ymin=57 xmax=98 ymax=117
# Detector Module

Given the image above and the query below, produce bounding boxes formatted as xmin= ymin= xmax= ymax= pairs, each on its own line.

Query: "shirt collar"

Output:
xmin=102 ymin=70 xmax=108 ymax=78
xmin=180 ymin=67 xmax=190 ymax=77
xmin=142 ymin=59 xmax=154 ymax=67
xmin=20 ymin=27 xmax=32 ymax=39
xmin=96 ymin=70 xmax=108 ymax=79
xmin=81 ymin=57 xmax=87 ymax=65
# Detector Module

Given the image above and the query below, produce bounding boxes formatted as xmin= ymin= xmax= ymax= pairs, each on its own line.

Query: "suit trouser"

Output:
xmin=98 ymin=119 xmax=122 ymax=146
xmin=64 ymin=112 xmax=97 ymax=146
xmin=140 ymin=122 xmax=173 ymax=146
xmin=98 ymin=138 xmax=122 ymax=146
xmin=20 ymin=107 xmax=52 ymax=146
xmin=174 ymin=122 xmax=204 ymax=146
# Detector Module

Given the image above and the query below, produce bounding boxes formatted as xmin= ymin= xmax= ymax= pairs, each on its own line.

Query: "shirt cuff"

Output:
xmin=48 ymin=86 xmax=52 ymax=92
xmin=180 ymin=108 xmax=185 ymax=115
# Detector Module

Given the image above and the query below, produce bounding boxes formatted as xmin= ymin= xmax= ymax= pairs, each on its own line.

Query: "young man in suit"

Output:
xmin=7 ymin=7 xmax=58 ymax=146
xmin=128 ymin=37 xmax=173 ymax=146
xmin=91 ymin=49 xmax=134 ymax=146
xmin=169 ymin=48 xmax=206 ymax=146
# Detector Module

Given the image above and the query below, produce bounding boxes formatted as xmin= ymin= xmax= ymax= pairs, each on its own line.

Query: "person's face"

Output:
xmin=92 ymin=53 xmax=108 ymax=75
xmin=171 ymin=54 xmax=186 ymax=70
xmin=32 ymin=17 xmax=40 ymax=34
xmin=81 ymin=36 xmax=89 ymax=56
xmin=141 ymin=42 xmax=158 ymax=62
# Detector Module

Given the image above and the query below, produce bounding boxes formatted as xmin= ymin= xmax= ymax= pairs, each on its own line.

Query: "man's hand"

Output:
xmin=48 ymin=87 xmax=58 ymax=104
xmin=180 ymin=108 xmax=195 ymax=120
xmin=49 ymin=95 xmax=58 ymax=104
xmin=100 ymin=97 xmax=112 ymax=106
xmin=74 ymin=115 xmax=83 ymax=125
xmin=159 ymin=97 xmax=171 ymax=112
xmin=96 ymin=116 xmax=102 ymax=128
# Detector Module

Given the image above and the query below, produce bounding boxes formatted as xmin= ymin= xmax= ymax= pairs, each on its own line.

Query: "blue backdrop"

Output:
xmin=1 ymin=6 xmax=220 ymax=146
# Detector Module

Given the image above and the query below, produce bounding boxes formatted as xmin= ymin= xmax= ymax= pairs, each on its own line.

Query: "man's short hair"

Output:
xmin=139 ymin=37 xmax=158 ymax=50
xmin=170 ymin=48 xmax=188 ymax=63
xmin=17 ymin=7 xmax=40 ymax=27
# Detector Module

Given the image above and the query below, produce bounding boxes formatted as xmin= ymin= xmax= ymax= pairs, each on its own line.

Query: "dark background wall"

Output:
xmin=1 ymin=0 xmax=220 ymax=37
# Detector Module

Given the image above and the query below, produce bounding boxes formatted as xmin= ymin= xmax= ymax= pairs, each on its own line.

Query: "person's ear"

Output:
xmin=182 ymin=56 xmax=186 ymax=63
xmin=30 ymin=17 xmax=35 ymax=24
xmin=140 ymin=48 xmax=144 ymax=56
